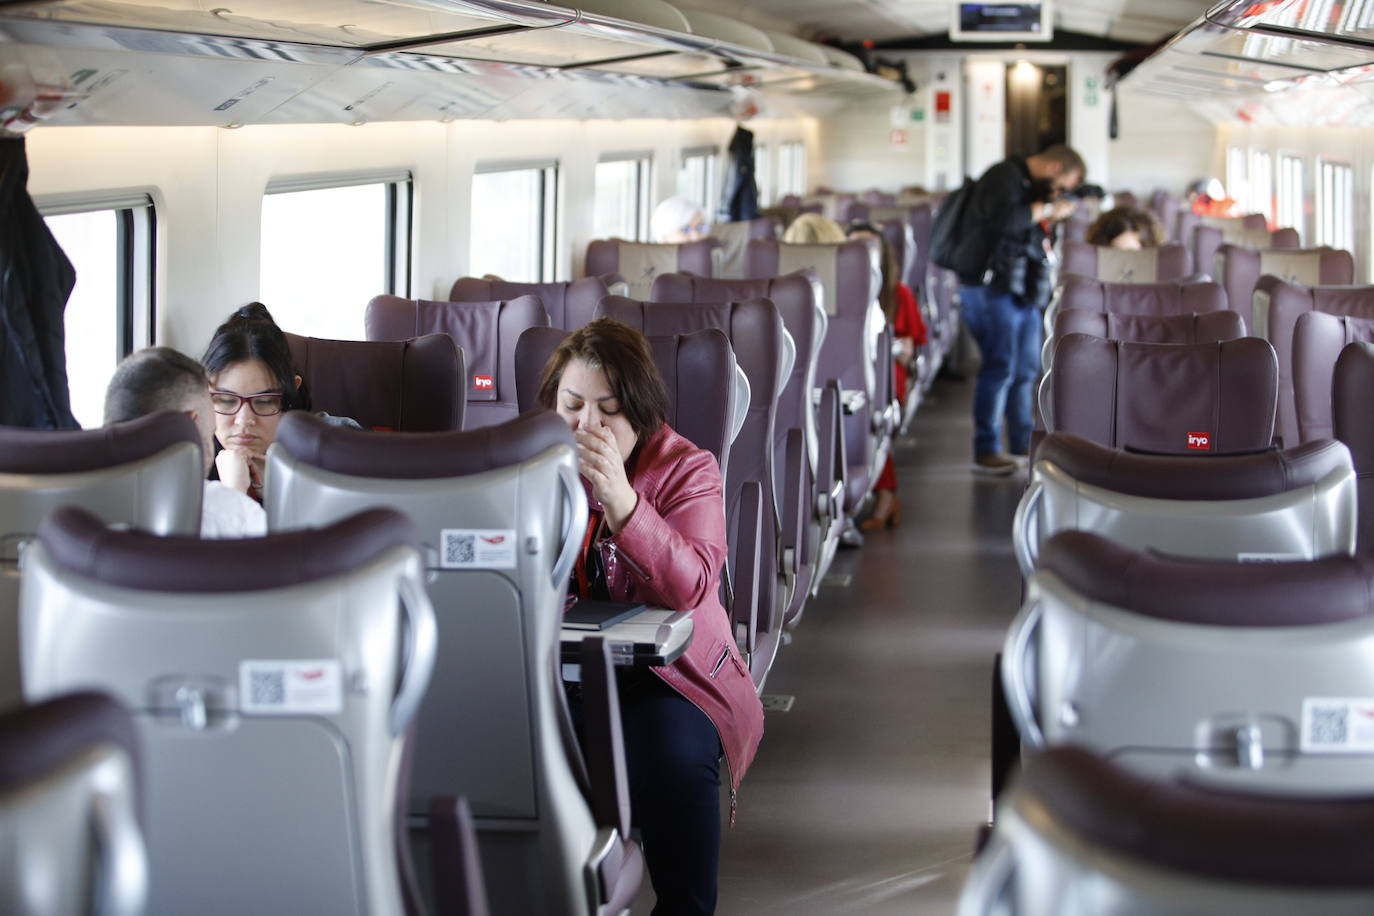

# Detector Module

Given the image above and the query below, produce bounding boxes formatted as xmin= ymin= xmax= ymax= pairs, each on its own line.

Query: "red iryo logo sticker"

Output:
xmin=473 ymin=374 xmax=494 ymax=390
xmin=1186 ymin=431 xmax=1211 ymax=450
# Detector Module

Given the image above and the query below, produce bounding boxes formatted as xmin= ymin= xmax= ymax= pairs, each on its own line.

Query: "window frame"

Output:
xmin=1226 ymin=145 xmax=1248 ymax=213
xmin=1277 ymin=152 xmax=1305 ymax=243
xmin=263 ymin=169 xmax=414 ymax=300
xmin=1248 ymin=148 xmax=1274 ymax=226
xmin=36 ymin=190 xmax=157 ymax=360
xmin=677 ymin=145 xmax=718 ymax=211
xmin=754 ymin=143 xmax=772 ymax=208
xmin=778 ymin=140 xmax=807 ymax=199
xmin=1317 ymin=157 xmax=1353 ymax=253
xmin=594 ymin=151 xmax=652 ymax=242
xmin=471 ymin=159 xmax=560 ymax=283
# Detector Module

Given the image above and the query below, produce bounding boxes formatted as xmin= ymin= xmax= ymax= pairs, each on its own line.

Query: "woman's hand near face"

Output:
xmin=577 ymin=422 xmax=639 ymax=532
xmin=215 ymin=447 xmax=256 ymax=493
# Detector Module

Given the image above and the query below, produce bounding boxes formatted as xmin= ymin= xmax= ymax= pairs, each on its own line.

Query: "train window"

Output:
xmin=1277 ymin=154 xmax=1305 ymax=243
xmin=1226 ymin=146 xmax=1248 ymax=211
xmin=1317 ymin=158 xmax=1354 ymax=253
xmin=41 ymin=194 xmax=156 ymax=429
xmin=470 ymin=162 xmax=559 ymax=283
xmin=593 ymin=154 xmax=651 ymax=242
xmin=676 ymin=146 xmax=717 ymax=210
xmin=1249 ymin=150 xmax=1274 ymax=226
xmin=755 ymin=144 xmax=772 ymax=207
xmin=778 ymin=141 xmax=806 ymax=198
xmin=261 ymin=173 xmax=412 ymax=340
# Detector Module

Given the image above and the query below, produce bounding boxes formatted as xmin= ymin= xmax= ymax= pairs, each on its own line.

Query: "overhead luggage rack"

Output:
xmin=0 ymin=0 xmax=901 ymax=127
xmin=1124 ymin=0 xmax=1374 ymax=114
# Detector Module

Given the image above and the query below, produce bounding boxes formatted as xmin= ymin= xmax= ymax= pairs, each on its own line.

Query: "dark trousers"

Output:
xmin=569 ymin=672 xmax=724 ymax=915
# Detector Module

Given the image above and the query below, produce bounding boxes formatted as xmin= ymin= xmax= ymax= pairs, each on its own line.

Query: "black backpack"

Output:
xmin=929 ymin=176 xmax=983 ymax=276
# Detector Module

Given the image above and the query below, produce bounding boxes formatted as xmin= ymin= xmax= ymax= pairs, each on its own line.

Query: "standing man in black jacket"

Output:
xmin=951 ymin=144 xmax=1084 ymax=475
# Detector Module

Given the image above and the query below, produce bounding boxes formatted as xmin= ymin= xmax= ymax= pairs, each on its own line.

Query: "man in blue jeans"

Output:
xmin=949 ymin=145 xmax=1085 ymax=474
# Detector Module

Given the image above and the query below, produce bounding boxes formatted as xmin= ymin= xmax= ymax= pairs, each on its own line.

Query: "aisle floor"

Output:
xmin=637 ymin=376 xmax=1027 ymax=914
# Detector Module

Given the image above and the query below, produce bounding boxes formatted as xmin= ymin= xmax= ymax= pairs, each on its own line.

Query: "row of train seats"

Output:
xmin=961 ymin=193 xmax=1374 ymax=911
xmin=0 ymin=211 xmax=960 ymax=913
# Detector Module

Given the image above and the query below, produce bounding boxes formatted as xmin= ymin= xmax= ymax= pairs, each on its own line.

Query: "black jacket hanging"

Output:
xmin=0 ymin=134 xmax=78 ymax=429
xmin=719 ymin=125 xmax=760 ymax=223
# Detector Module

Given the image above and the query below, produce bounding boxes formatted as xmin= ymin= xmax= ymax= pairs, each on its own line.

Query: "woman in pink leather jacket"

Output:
xmin=539 ymin=318 xmax=764 ymax=916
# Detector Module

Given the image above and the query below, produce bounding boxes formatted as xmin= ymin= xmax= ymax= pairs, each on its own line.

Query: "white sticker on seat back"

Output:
xmin=440 ymin=529 xmax=517 ymax=569
xmin=1301 ymin=697 xmax=1374 ymax=753
xmin=239 ymin=660 xmax=343 ymax=715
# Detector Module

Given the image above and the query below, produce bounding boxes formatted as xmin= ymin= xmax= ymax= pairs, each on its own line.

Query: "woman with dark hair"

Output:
xmin=845 ymin=223 xmax=927 ymax=530
xmin=199 ymin=302 xmax=308 ymax=499
xmin=1086 ymin=206 xmax=1165 ymax=250
xmin=540 ymin=318 xmax=764 ymax=916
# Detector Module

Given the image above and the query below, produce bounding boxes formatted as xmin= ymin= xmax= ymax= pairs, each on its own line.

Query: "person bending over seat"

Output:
xmin=948 ymin=143 xmax=1085 ymax=475
xmin=1085 ymin=206 xmax=1164 ymax=250
xmin=200 ymin=302 xmax=357 ymax=501
xmin=103 ymin=346 xmax=266 ymax=538
xmin=541 ymin=318 xmax=764 ymax=916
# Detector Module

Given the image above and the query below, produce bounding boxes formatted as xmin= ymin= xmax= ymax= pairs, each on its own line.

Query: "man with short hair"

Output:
xmin=104 ymin=346 xmax=266 ymax=538
xmin=950 ymin=144 xmax=1084 ymax=475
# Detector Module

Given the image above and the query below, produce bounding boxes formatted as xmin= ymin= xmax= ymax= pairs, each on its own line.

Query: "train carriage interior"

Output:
xmin=9 ymin=0 xmax=1374 ymax=913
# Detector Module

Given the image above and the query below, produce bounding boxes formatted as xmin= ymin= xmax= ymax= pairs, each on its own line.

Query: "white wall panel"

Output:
xmin=24 ymin=115 xmax=812 ymax=355
xmin=1109 ymin=89 xmax=1216 ymax=200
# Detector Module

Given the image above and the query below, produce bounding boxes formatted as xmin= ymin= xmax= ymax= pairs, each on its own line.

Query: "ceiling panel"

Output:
xmin=698 ymin=0 xmax=1209 ymax=43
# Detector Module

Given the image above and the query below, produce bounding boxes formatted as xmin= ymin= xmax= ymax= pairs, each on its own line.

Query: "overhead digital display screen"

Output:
xmin=951 ymin=3 xmax=1053 ymax=42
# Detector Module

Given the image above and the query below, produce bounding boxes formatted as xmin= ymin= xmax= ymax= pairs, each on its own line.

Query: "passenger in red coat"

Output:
xmin=846 ymin=223 xmax=929 ymax=530
xmin=539 ymin=318 xmax=764 ymax=916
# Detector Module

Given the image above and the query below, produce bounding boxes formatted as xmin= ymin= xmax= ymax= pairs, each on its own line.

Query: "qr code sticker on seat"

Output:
xmin=250 ymin=670 xmax=285 ymax=706
xmin=439 ymin=528 xmax=517 ymax=569
xmin=1301 ymin=698 xmax=1374 ymax=752
xmin=444 ymin=532 xmax=475 ymax=566
xmin=1308 ymin=705 xmax=1348 ymax=746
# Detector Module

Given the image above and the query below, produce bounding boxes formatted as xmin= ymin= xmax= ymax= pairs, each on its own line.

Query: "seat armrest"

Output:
xmin=816 ymin=381 xmax=848 ymax=519
xmin=732 ymin=481 xmax=763 ymax=666
xmin=428 ymin=796 xmax=490 ymax=916
xmin=580 ymin=637 xmax=632 ymax=839
xmin=780 ymin=427 xmax=806 ymax=580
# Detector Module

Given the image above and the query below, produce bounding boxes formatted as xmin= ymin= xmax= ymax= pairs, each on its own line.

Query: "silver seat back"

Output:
xmin=1013 ymin=433 xmax=1356 ymax=577
xmin=962 ymin=746 xmax=1374 ymax=916
xmin=0 ymin=691 xmax=146 ymax=916
xmin=1004 ymin=531 xmax=1374 ymax=793
xmin=264 ymin=411 xmax=606 ymax=916
xmin=21 ymin=506 xmax=432 ymax=916
xmin=0 ymin=411 xmax=203 ymax=707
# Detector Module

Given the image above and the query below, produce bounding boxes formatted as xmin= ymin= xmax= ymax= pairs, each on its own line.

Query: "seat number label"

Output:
xmin=1186 ymin=431 xmax=1211 ymax=450
xmin=441 ymin=529 xmax=517 ymax=569
xmin=239 ymin=660 xmax=343 ymax=715
xmin=1301 ymin=697 xmax=1374 ymax=753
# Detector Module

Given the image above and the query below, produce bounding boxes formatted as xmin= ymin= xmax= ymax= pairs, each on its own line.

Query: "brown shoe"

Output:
xmin=972 ymin=453 xmax=1018 ymax=476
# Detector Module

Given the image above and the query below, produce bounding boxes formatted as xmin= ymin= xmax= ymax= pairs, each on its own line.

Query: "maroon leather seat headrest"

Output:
xmin=0 ymin=411 xmax=199 ymax=475
xmin=0 ymin=692 xmax=140 ymax=810
xmin=1036 ymin=432 xmax=1350 ymax=502
xmin=39 ymin=505 xmax=418 ymax=594
xmin=1040 ymin=530 xmax=1374 ymax=627
xmin=1022 ymin=745 xmax=1374 ymax=887
xmin=274 ymin=409 xmax=572 ymax=481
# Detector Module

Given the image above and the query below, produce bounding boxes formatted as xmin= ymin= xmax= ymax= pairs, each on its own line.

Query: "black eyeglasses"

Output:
xmin=209 ymin=390 xmax=285 ymax=416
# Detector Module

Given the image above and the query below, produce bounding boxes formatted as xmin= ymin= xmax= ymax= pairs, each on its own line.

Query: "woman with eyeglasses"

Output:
xmin=200 ymin=302 xmax=358 ymax=500
xmin=541 ymin=318 xmax=763 ymax=916
xmin=650 ymin=196 xmax=709 ymax=243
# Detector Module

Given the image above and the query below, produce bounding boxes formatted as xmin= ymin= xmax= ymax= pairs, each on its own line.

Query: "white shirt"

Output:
xmin=201 ymin=481 xmax=267 ymax=539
